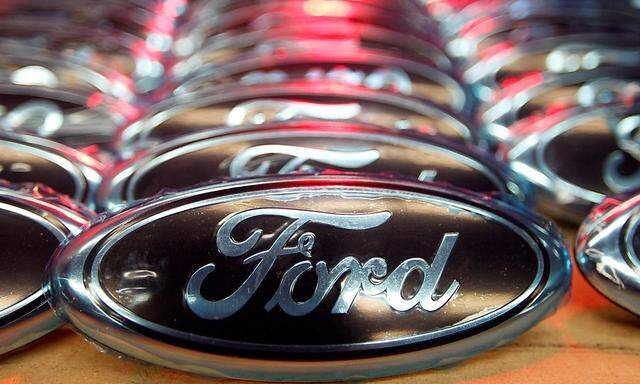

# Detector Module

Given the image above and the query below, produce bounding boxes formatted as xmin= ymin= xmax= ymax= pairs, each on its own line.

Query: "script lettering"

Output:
xmin=185 ymin=209 xmax=459 ymax=319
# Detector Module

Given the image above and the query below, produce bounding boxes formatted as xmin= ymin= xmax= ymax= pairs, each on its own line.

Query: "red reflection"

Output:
xmin=85 ymin=92 xmax=104 ymax=109
xmin=478 ymin=40 xmax=514 ymax=61
xmin=498 ymin=71 xmax=544 ymax=99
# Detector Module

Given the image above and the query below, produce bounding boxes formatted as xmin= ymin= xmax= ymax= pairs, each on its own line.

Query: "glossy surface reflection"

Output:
xmin=0 ymin=184 xmax=89 ymax=354
xmin=576 ymin=194 xmax=640 ymax=315
xmin=502 ymin=103 xmax=640 ymax=222
xmin=49 ymin=176 xmax=570 ymax=381
xmin=102 ymin=122 xmax=516 ymax=209
xmin=0 ymin=206 xmax=59 ymax=315
xmin=98 ymin=190 xmax=539 ymax=347
xmin=116 ymin=83 xmax=475 ymax=149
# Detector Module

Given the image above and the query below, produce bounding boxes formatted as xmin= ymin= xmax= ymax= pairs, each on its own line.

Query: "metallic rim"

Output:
xmin=117 ymin=83 xmax=475 ymax=149
xmin=49 ymin=175 xmax=570 ymax=380
xmin=173 ymin=50 xmax=469 ymax=112
xmin=176 ymin=22 xmax=452 ymax=70
xmin=0 ymin=132 xmax=104 ymax=206
xmin=464 ymin=33 xmax=640 ymax=87
xmin=623 ymin=208 xmax=640 ymax=272
xmin=576 ymin=195 xmax=640 ymax=315
xmin=0 ymin=186 xmax=89 ymax=354
xmin=102 ymin=124 xmax=513 ymax=209
xmin=0 ymin=201 xmax=67 ymax=320
xmin=505 ymin=103 xmax=634 ymax=221
xmin=481 ymin=67 xmax=640 ymax=127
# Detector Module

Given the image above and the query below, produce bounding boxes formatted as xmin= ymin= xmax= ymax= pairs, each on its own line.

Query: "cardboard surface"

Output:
xmin=1 ymin=227 xmax=639 ymax=384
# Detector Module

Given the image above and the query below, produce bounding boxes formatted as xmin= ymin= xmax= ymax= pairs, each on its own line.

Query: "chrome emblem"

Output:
xmin=502 ymin=102 xmax=640 ymax=222
xmin=576 ymin=194 xmax=640 ymax=315
xmin=49 ymin=175 xmax=569 ymax=381
xmin=100 ymin=122 xmax=518 ymax=210
xmin=604 ymin=115 xmax=640 ymax=193
xmin=114 ymin=83 xmax=476 ymax=150
xmin=0 ymin=183 xmax=90 ymax=354
xmin=0 ymin=132 xmax=104 ymax=205
xmin=186 ymin=209 xmax=458 ymax=319
xmin=229 ymin=145 xmax=381 ymax=177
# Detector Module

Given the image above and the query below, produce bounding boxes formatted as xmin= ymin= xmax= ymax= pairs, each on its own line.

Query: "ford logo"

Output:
xmin=100 ymin=121 xmax=524 ymax=210
xmin=114 ymin=82 xmax=476 ymax=151
xmin=48 ymin=175 xmax=570 ymax=381
xmin=0 ymin=80 xmax=124 ymax=147
xmin=501 ymin=102 xmax=640 ymax=222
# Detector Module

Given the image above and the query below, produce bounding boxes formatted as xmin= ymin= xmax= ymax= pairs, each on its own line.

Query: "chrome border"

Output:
xmin=172 ymin=21 xmax=452 ymax=74
xmin=179 ymin=0 xmax=438 ymax=48
xmin=480 ymin=67 xmax=640 ymax=140
xmin=501 ymin=103 xmax=634 ymax=223
xmin=439 ymin=1 xmax=640 ymax=39
xmin=172 ymin=50 xmax=471 ymax=114
xmin=115 ymin=83 xmax=477 ymax=151
xmin=0 ymin=202 xmax=67 ymax=320
xmin=463 ymin=33 xmax=640 ymax=102
xmin=0 ymin=185 xmax=89 ymax=355
xmin=0 ymin=132 xmax=105 ymax=207
xmin=100 ymin=121 xmax=524 ymax=211
xmin=444 ymin=9 xmax=640 ymax=60
xmin=623 ymin=212 xmax=640 ymax=272
xmin=0 ymin=51 xmax=134 ymax=102
xmin=0 ymin=53 xmax=134 ymax=144
xmin=48 ymin=175 xmax=570 ymax=381
xmin=576 ymin=195 xmax=640 ymax=315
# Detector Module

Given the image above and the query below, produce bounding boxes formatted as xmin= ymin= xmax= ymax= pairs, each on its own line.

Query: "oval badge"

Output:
xmin=480 ymin=69 xmax=640 ymax=145
xmin=500 ymin=102 xmax=640 ymax=222
xmin=0 ymin=56 xmax=130 ymax=146
xmin=0 ymin=132 xmax=104 ymax=205
xmin=172 ymin=21 xmax=452 ymax=76
xmin=576 ymin=193 xmax=640 ymax=315
xmin=0 ymin=183 xmax=90 ymax=354
xmin=101 ymin=121 xmax=523 ymax=211
xmin=115 ymin=82 xmax=476 ymax=150
xmin=49 ymin=175 xmax=570 ymax=381
xmin=173 ymin=51 xmax=470 ymax=114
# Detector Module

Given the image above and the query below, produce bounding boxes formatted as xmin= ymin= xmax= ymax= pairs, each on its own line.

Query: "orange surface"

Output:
xmin=1 ymin=227 xmax=639 ymax=384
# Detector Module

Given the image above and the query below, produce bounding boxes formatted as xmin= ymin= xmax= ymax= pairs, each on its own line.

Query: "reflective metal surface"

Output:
xmin=48 ymin=175 xmax=570 ymax=381
xmin=115 ymin=83 xmax=477 ymax=152
xmin=0 ymin=182 xmax=90 ymax=354
xmin=0 ymin=1 xmax=181 ymax=95
xmin=435 ymin=0 xmax=640 ymax=149
xmin=463 ymin=34 xmax=640 ymax=104
xmin=0 ymin=132 xmax=104 ymax=205
xmin=171 ymin=21 xmax=452 ymax=77
xmin=0 ymin=19 xmax=140 ymax=78
xmin=98 ymin=120 xmax=527 ymax=209
xmin=500 ymin=102 xmax=640 ymax=222
xmin=480 ymin=69 xmax=640 ymax=144
xmin=101 ymin=120 xmax=523 ymax=211
xmin=171 ymin=51 xmax=470 ymax=115
xmin=440 ymin=0 xmax=640 ymax=37
xmin=576 ymin=193 xmax=640 ymax=315
xmin=0 ymin=53 xmax=136 ymax=146
xmin=179 ymin=1 xmax=439 ymax=49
